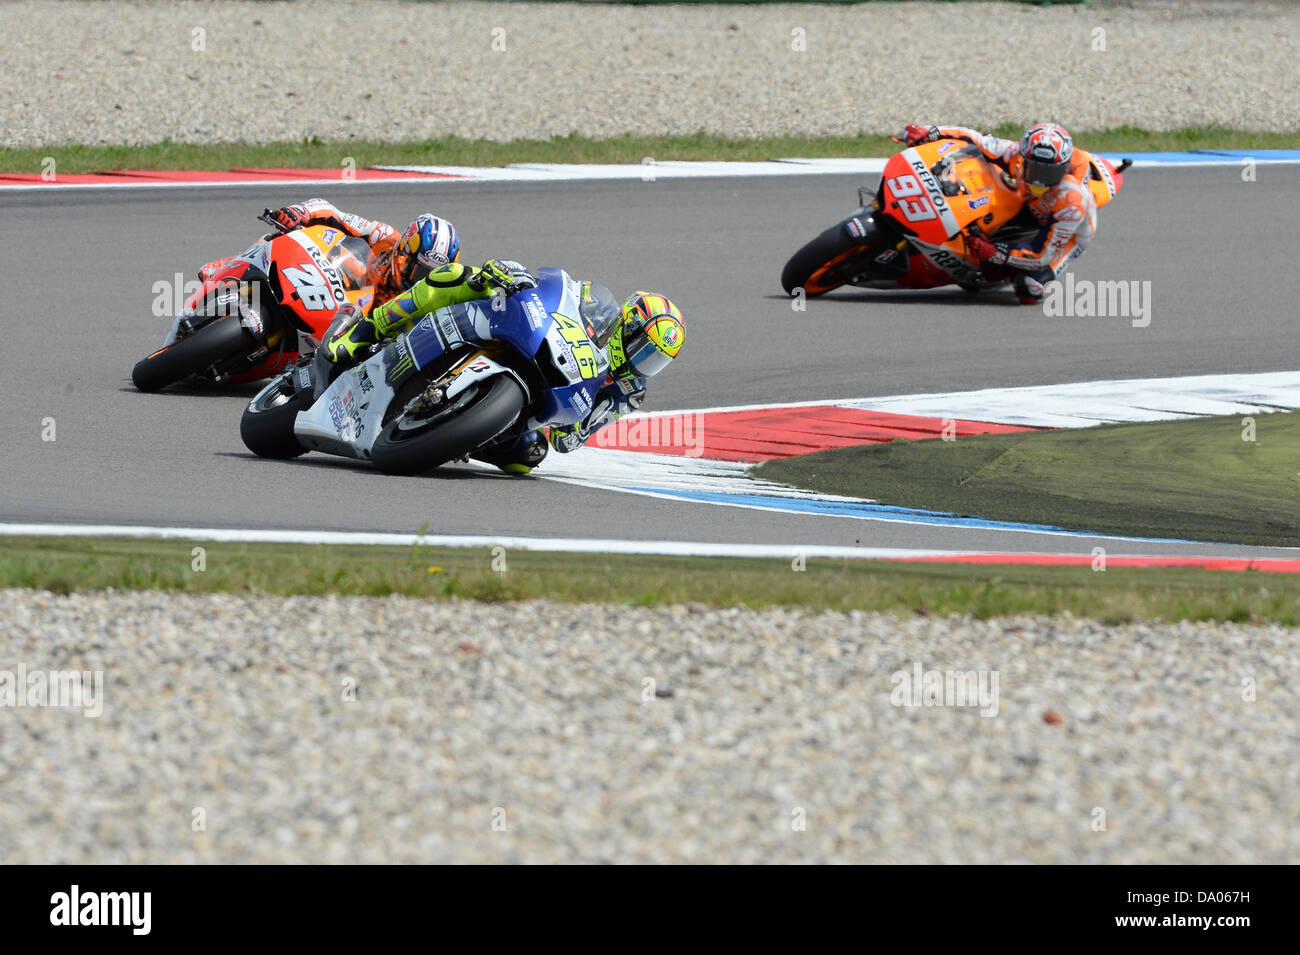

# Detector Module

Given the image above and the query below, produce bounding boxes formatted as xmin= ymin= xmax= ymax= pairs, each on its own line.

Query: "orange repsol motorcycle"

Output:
xmin=131 ymin=212 xmax=376 ymax=392
xmin=780 ymin=138 xmax=1131 ymax=297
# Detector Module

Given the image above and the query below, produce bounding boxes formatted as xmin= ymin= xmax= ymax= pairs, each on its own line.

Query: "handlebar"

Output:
xmin=258 ymin=209 xmax=289 ymax=234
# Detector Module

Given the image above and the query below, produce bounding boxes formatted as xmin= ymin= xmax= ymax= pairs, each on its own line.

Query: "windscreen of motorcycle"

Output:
xmin=579 ymin=281 xmax=622 ymax=347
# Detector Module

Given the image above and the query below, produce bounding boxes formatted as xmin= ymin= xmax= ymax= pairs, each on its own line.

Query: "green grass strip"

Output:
xmin=3 ymin=126 xmax=1298 ymax=175
xmin=757 ymin=413 xmax=1300 ymax=548
xmin=1 ymin=534 xmax=1298 ymax=624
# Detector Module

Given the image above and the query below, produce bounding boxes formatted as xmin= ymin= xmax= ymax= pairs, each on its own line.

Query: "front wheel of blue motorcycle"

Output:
xmin=240 ymin=374 xmax=311 ymax=459
xmin=370 ymin=375 xmax=524 ymax=476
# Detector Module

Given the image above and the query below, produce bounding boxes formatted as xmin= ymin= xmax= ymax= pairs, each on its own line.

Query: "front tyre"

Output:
xmin=781 ymin=218 xmax=881 ymax=297
xmin=131 ymin=315 xmax=253 ymax=392
xmin=240 ymin=378 xmax=311 ymax=459
xmin=370 ymin=375 xmax=524 ymax=476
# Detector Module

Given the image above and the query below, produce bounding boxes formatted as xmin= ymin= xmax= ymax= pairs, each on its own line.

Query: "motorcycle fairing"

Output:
xmin=383 ymin=267 xmax=607 ymax=430
xmin=293 ymin=357 xmax=396 ymax=459
xmin=526 ymin=268 xmax=609 ymax=429
xmin=878 ymin=147 xmax=963 ymax=242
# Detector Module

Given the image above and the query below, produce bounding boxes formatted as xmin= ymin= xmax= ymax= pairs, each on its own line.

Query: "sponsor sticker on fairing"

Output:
xmin=568 ymin=390 xmax=593 ymax=417
xmin=328 ymin=394 xmax=347 ymax=433
xmin=1094 ymin=159 xmax=1116 ymax=199
xmin=911 ymin=239 xmax=981 ymax=283
xmin=522 ymin=297 xmax=547 ymax=330
xmin=344 ymin=389 xmax=363 ymax=437
xmin=903 ymin=150 xmax=961 ymax=237
xmin=290 ymin=231 xmax=347 ymax=306
xmin=436 ymin=309 xmax=463 ymax=345
xmin=328 ymin=389 xmax=363 ymax=439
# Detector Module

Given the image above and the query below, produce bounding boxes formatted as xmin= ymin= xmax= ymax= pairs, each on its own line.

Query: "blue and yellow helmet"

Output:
xmin=611 ymin=292 xmax=685 ymax=380
xmin=393 ymin=214 xmax=460 ymax=288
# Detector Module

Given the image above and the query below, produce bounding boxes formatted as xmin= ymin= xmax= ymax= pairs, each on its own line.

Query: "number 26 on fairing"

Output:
xmin=282 ymin=264 xmax=336 ymax=310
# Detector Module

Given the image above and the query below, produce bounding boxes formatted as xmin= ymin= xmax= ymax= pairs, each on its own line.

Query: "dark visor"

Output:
xmin=1023 ymin=158 xmax=1067 ymax=188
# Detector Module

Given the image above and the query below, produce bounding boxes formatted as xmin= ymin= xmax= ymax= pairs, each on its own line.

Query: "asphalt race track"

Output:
xmin=3 ymin=166 xmax=1297 ymax=557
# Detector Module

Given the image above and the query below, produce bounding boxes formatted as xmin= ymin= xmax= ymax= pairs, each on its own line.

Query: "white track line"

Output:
xmin=3 ymin=523 xmax=1297 ymax=563
xmin=0 ymin=176 xmax=464 ymax=193
xmin=0 ymin=522 xmax=961 ymax=559
xmin=6 ymin=154 xmax=1297 ymax=192
xmin=626 ymin=371 xmax=1300 ymax=425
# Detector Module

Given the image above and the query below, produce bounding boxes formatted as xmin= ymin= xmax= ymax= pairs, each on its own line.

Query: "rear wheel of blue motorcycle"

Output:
xmin=240 ymin=380 xmax=311 ymax=459
xmin=370 ymin=376 xmax=524 ymax=476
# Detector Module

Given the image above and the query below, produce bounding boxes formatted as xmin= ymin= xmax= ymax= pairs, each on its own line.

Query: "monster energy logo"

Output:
xmin=385 ymin=338 xmax=415 ymax=384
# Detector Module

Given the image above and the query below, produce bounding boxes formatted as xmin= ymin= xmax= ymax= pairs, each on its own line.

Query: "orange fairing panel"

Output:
xmin=1084 ymin=151 xmax=1124 ymax=207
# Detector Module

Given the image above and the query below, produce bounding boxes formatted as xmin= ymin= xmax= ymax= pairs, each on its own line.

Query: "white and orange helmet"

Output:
xmin=1015 ymin=123 xmax=1074 ymax=196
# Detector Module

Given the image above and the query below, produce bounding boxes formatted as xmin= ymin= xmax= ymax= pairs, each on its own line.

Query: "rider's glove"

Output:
xmin=270 ymin=203 xmax=311 ymax=232
xmin=967 ymin=233 xmax=1009 ymax=265
xmin=467 ymin=258 xmax=538 ymax=295
xmin=902 ymin=124 xmax=940 ymax=147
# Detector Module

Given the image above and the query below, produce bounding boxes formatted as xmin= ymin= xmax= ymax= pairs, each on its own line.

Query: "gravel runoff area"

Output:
xmin=1 ymin=588 xmax=1295 ymax=863
xmin=3 ymin=0 xmax=1299 ymax=149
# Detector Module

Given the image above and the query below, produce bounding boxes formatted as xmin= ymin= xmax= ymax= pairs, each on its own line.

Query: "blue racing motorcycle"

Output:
xmin=239 ymin=267 xmax=618 ymax=475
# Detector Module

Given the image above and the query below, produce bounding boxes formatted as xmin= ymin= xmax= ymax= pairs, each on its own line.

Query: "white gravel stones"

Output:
xmin=1 ymin=1 xmax=1297 ymax=149
xmin=1 ymin=588 xmax=1295 ymax=863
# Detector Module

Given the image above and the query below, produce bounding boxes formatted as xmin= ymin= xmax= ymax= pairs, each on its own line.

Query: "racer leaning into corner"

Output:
xmin=900 ymin=122 xmax=1095 ymax=304
xmin=200 ymin=199 xmax=462 ymax=306
xmin=320 ymin=257 xmax=687 ymax=475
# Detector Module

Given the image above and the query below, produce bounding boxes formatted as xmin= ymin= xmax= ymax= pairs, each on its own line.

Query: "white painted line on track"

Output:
xmin=632 ymin=371 xmax=1300 ymax=425
xmin=377 ymin=155 xmax=1300 ymax=182
xmin=7 ymin=153 xmax=1298 ymax=192
xmin=4 ymin=523 xmax=1296 ymax=566
xmin=0 ymin=522 xmax=960 ymax=560
xmin=0 ymin=177 xmax=468 ymax=194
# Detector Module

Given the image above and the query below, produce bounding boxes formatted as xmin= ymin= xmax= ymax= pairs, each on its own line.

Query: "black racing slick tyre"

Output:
xmin=781 ymin=215 xmax=889 ymax=297
xmin=370 ymin=375 xmax=524 ymax=476
xmin=240 ymin=381 xmax=311 ymax=459
xmin=131 ymin=316 xmax=253 ymax=392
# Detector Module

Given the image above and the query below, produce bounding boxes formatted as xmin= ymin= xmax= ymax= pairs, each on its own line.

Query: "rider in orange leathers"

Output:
xmin=198 ymin=199 xmax=463 ymax=308
xmin=902 ymin=123 xmax=1095 ymax=303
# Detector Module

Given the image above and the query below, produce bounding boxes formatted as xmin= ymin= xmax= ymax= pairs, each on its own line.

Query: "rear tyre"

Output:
xmin=781 ymin=216 xmax=889 ymax=297
xmin=132 ymin=316 xmax=253 ymax=392
xmin=240 ymin=380 xmax=311 ymax=459
xmin=370 ymin=375 xmax=524 ymax=476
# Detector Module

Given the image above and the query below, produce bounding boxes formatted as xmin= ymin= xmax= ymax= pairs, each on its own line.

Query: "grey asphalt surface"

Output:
xmin=2 ymin=165 xmax=1297 ymax=556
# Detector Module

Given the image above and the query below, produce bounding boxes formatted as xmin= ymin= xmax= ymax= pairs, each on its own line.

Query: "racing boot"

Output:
xmin=1013 ymin=268 xmax=1054 ymax=305
xmin=471 ymin=429 xmax=549 ymax=475
xmin=323 ymin=309 xmax=382 ymax=368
